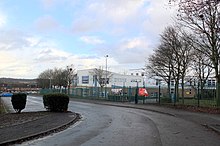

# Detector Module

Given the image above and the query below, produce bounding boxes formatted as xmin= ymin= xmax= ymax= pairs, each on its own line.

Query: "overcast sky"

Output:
xmin=0 ymin=0 xmax=177 ymax=79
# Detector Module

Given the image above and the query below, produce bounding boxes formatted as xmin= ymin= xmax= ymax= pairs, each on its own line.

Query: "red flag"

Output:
xmin=138 ymin=88 xmax=149 ymax=97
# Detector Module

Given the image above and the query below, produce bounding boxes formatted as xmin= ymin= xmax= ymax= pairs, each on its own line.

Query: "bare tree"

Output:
xmin=37 ymin=66 xmax=75 ymax=94
xmin=147 ymin=26 xmax=194 ymax=104
xmin=90 ymin=67 xmax=112 ymax=97
xmin=191 ymin=46 xmax=213 ymax=100
xmin=65 ymin=66 xmax=75 ymax=94
xmin=160 ymin=26 xmax=183 ymax=103
xmin=177 ymin=0 xmax=220 ymax=106
xmin=147 ymin=43 xmax=173 ymax=98
xmin=37 ymin=69 xmax=53 ymax=88
xmin=178 ymin=31 xmax=194 ymax=104
xmin=90 ymin=67 xmax=112 ymax=88
xmin=52 ymin=68 xmax=69 ymax=92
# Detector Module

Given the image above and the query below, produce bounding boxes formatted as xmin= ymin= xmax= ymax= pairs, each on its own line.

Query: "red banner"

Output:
xmin=138 ymin=88 xmax=149 ymax=97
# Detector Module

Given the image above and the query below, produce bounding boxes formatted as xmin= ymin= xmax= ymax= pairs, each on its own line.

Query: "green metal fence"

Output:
xmin=39 ymin=86 xmax=218 ymax=107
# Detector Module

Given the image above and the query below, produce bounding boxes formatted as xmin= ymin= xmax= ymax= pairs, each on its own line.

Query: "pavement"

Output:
xmin=0 ymin=112 xmax=80 ymax=146
xmin=0 ymin=98 xmax=220 ymax=145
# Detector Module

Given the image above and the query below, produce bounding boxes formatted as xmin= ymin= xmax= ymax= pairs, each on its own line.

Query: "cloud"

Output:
xmin=40 ymin=0 xmax=81 ymax=11
xmin=120 ymin=37 xmax=148 ymax=50
xmin=0 ymin=30 xmax=31 ymax=50
xmin=35 ymin=48 xmax=69 ymax=63
xmin=0 ymin=11 xmax=6 ymax=27
xmin=71 ymin=16 xmax=104 ymax=33
xmin=87 ymin=0 xmax=145 ymax=24
xmin=115 ymin=36 xmax=151 ymax=63
xmin=34 ymin=15 xmax=59 ymax=32
xmin=92 ymin=36 xmax=152 ymax=66
xmin=0 ymin=29 xmax=111 ymax=78
xmin=41 ymin=0 xmax=54 ymax=9
xmin=0 ymin=0 xmax=178 ymax=78
xmin=80 ymin=36 xmax=105 ymax=45
xmin=0 ymin=29 xmax=69 ymax=78
xmin=142 ymin=0 xmax=178 ymax=36
xmin=71 ymin=0 xmax=147 ymax=34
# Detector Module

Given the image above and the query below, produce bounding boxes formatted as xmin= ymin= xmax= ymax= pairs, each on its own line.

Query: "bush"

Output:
xmin=43 ymin=93 xmax=69 ymax=112
xmin=11 ymin=93 xmax=27 ymax=113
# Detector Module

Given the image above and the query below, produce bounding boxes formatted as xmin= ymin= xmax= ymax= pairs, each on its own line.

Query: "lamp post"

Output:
xmin=156 ymin=79 xmax=161 ymax=104
xmin=131 ymin=79 xmax=141 ymax=104
xmin=67 ymin=66 xmax=73 ymax=95
xmin=105 ymin=55 xmax=108 ymax=99
xmin=49 ymin=78 xmax=51 ymax=89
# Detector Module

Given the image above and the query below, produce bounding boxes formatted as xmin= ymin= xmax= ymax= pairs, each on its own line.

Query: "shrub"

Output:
xmin=43 ymin=93 xmax=69 ymax=112
xmin=11 ymin=93 xmax=27 ymax=113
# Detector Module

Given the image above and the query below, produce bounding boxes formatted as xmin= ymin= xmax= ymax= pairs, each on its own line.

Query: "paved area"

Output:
xmin=0 ymin=98 xmax=219 ymax=145
xmin=0 ymin=112 xmax=79 ymax=145
xmin=71 ymin=98 xmax=220 ymax=135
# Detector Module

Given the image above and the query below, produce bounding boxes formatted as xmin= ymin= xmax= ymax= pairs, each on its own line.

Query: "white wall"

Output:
xmin=77 ymin=69 xmax=144 ymax=88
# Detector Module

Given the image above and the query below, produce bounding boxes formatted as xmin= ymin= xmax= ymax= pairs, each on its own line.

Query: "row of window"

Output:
xmin=81 ymin=76 xmax=131 ymax=84
xmin=170 ymin=80 xmax=216 ymax=87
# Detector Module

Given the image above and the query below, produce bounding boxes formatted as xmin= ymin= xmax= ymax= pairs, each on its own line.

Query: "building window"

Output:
xmin=114 ymin=78 xmax=126 ymax=82
xmin=208 ymin=80 xmax=211 ymax=87
xmin=82 ymin=76 xmax=89 ymax=84
xmin=212 ymin=80 xmax=216 ymax=87
xmin=170 ymin=88 xmax=174 ymax=94
xmin=208 ymin=79 xmax=216 ymax=87
xmin=171 ymin=81 xmax=174 ymax=86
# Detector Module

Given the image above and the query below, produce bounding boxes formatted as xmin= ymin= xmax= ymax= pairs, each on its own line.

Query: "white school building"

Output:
xmin=75 ymin=69 xmax=145 ymax=88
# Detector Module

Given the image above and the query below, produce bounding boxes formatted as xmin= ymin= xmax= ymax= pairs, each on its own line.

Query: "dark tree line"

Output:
xmin=37 ymin=67 xmax=75 ymax=92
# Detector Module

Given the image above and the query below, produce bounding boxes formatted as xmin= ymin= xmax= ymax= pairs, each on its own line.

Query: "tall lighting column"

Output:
xmin=105 ymin=55 xmax=108 ymax=99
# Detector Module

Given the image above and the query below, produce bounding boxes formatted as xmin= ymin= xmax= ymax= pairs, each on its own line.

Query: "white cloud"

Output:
xmin=34 ymin=15 xmax=59 ymax=32
xmin=0 ymin=30 xmax=70 ymax=78
xmin=71 ymin=16 xmax=104 ymax=33
xmin=143 ymin=0 xmax=178 ymax=36
xmin=0 ymin=12 xmax=6 ymax=27
xmin=71 ymin=0 xmax=147 ymax=33
xmin=80 ymin=36 xmax=105 ymax=45
xmin=0 ymin=30 xmax=31 ymax=50
xmin=0 ymin=0 xmax=179 ymax=78
xmin=88 ymin=0 xmax=145 ymax=24
xmin=0 ymin=29 xmax=112 ymax=78
xmin=93 ymin=36 xmax=152 ymax=66
xmin=120 ymin=37 xmax=148 ymax=50
xmin=35 ymin=47 xmax=69 ymax=63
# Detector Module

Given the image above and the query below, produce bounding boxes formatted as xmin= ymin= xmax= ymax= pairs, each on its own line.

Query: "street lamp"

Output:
xmin=67 ymin=66 xmax=73 ymax=95
xmin=156 ymin=79 xmax=161 ymax=104
xmin=105 ymin=55 xmax=108 ymax=99
xmin=131 ymin=79 xmax=141 ymax=104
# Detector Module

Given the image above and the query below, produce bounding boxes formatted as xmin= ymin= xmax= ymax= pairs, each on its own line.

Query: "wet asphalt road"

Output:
xmin=2 ymin=96 xmax=220 ymax=146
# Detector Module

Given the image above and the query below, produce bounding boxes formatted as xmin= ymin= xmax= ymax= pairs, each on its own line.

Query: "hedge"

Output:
xmin=11 ymin=93 xmax=27 ymax=113
xmin=43 ymin=93 xmax=69 ymax=112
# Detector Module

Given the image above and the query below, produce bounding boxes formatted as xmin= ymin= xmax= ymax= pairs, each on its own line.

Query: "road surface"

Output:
xmin=1 ymin=95 xmax=220 ymax=146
